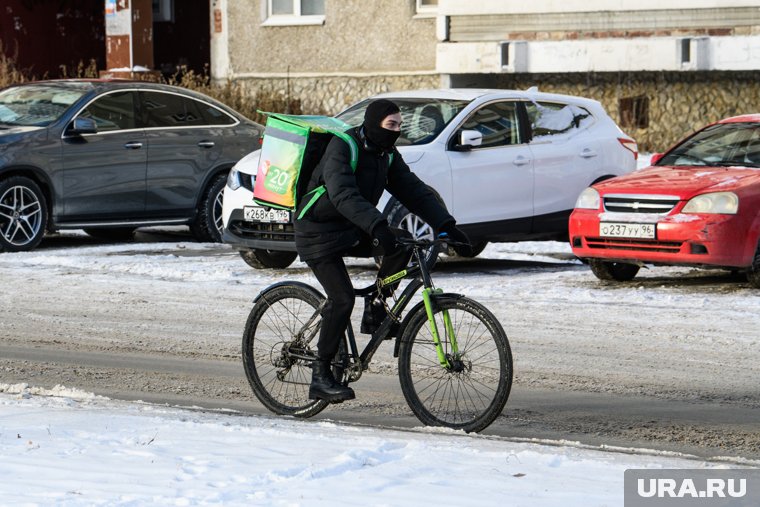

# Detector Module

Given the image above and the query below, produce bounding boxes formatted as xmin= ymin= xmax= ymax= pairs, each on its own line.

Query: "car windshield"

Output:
xmin=337 ymin=98 xmax=470 ymax=146
xmin=0 ymin=83 xmax=91 ymax=127
xmin=659 ymin=122 xmax=760 ymax=168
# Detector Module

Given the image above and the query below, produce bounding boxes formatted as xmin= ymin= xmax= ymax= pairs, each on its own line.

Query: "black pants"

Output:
xmin=306 ymin=232 xmax=412 ymax=360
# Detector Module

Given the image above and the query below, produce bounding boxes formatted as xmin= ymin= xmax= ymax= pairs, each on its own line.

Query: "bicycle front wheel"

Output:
xmin=398 ymin=296 xmax=512 ymax=433
xmin=242 ymin=283 xmax=330 ymax=418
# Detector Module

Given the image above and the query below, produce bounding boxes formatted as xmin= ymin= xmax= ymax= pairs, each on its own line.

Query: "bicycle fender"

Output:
xmin=392 ymin=292 xmax=465 ymax=358
xmin=253 ymin=281 xmax=325 ymax=304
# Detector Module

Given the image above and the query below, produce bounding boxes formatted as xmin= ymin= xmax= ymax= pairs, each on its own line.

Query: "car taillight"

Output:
xmin=618 ymin=138 xmax=638 ymax=160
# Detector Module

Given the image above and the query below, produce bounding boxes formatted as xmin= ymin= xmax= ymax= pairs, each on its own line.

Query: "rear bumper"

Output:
xmin=569 ymin=210 xmax=755 ymax=268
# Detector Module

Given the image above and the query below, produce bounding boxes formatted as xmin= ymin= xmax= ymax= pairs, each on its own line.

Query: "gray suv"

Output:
xmin=0 ymin=79 xmax=262 ymax=252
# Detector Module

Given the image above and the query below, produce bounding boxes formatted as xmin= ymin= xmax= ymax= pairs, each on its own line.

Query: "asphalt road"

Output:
xmin=2 ymin=229 xmax=758 ymax=463
xmin=1 ymin=340 xmax=756 ymax=463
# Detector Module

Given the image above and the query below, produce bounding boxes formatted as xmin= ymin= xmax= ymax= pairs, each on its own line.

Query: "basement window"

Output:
xmin=619 ymin=96 xmax=649 ymax=130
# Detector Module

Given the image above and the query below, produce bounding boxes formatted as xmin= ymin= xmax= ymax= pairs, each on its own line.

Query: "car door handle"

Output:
xmin=123 ymin=142 xmax=143 ymax=149
xmin=198 ymin=141 xmax=215 ymax=148
xmin=580 ymin=148 xmax=598 ymax=158
xmin=513 ymin=156 xmax=531 ymax=166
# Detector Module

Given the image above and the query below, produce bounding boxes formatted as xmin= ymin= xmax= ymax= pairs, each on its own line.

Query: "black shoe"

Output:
xmin=308 ymin=359 xmax=355 ymax=403
xmin=360 ymin=297 xmax=387 ymax=334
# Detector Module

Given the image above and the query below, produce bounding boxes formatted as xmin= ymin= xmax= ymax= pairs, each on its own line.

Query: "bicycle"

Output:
xmin=241 ymin=237 xmax=513 ymax=433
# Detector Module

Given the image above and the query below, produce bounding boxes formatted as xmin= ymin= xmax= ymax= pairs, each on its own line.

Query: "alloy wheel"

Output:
xmin=0 ymin=185 xmax=44 ymax=247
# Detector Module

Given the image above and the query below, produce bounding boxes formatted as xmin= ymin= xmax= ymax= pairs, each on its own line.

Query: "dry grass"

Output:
xmin=0 ymin=50 xmax=299 ymax=123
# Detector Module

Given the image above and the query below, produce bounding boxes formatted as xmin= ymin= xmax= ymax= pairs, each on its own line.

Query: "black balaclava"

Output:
xmin=362 ymin=99 xmax=401 ymax=151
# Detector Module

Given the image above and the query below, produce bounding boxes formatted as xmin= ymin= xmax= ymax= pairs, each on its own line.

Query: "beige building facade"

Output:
xmin=210 ymin=0 xmax=760 ymax=151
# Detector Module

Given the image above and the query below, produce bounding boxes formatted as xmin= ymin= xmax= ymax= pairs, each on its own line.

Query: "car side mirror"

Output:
xmin=453 ymin=129 xmax=483 ymax=151
xmin=67 ymin=117 xmax=98 ymax=135
xmin=650 ymin=152 xmax=664 ymax=165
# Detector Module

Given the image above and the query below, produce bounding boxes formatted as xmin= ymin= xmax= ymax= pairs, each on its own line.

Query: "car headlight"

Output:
xmin=682 ymin=192 xmax=739 ymax=214
xmin=227 ymin=167 xmax=242 ymax=191
xmin=575 ymin=187 xmax=600 ymax=209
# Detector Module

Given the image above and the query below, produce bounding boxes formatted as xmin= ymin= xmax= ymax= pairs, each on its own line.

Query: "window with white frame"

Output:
xmin=265 ymin=0 xmax=325 ymax=25
xmin=416 ymin=0 xmax=438 ymax=15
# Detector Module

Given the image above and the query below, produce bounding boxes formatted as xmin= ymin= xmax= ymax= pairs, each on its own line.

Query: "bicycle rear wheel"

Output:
xmin=242 ymin=283 xmax=342 ymax=418
xmin=397 ymin=296 xmax=512 ymax=432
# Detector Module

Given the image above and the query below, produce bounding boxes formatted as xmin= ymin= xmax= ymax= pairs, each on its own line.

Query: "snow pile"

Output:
xmin=0 ymin=386 xmax=743 ymax=507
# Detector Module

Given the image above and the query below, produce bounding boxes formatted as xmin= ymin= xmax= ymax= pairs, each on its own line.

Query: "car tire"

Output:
xmin=747 ymin=243 xmax=760 ymax=289
xmin=240 ymin=249 xmax=298 ymax=269
xmin=588 ymin=259 xmax=640 ymax=282
xmin=190 ymin=173 xmax=227 ymax=243
xmin=0 ymin=176 xmax=48 ymax=252
xmin=83 ymin=227 xmax=136 ymax=241
xmin=381 ymin=197 xmax=442 ymax=269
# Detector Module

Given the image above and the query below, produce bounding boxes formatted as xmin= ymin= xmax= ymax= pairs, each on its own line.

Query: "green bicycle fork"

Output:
xmin=421 ymin=288 xmax=460 ymax=368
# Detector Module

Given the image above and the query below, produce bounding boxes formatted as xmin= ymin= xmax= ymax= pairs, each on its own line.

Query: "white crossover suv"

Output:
xmin=222 ymin=88 xmax=637 ymax=268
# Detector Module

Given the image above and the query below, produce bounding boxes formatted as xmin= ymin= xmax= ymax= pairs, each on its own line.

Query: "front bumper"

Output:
xmin=223 ymin=208 xmax=296 ymax=251
xmin=569 ymin=210 xmax=755 ymax=268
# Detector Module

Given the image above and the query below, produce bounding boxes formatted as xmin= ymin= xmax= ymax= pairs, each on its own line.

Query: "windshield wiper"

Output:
xmin=711 ymin=160 xmax=760 ymax=168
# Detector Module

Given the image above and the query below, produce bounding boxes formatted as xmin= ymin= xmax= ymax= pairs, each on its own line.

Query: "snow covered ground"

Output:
xmin=0 ymin=383 xmax=745 ymax=507
xmin=1 ymin=152 xmax=758 ymax=505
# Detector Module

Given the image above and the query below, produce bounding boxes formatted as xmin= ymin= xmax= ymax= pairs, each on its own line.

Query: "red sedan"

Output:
xmin=569 ymin=114 xmax=760 ymax=287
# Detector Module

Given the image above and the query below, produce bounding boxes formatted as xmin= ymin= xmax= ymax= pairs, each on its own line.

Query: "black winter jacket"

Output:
xmin=294 ymin=127 xmax=454 ymax=261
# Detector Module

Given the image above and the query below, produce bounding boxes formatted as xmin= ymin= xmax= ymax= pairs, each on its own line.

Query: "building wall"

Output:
xmin=223 ymin=0 xmax=439 ymax=113
xmin=0 ymin=0 xmax=104 ymax=78
xmin=457 ymin=71 xmax=760 ymax=153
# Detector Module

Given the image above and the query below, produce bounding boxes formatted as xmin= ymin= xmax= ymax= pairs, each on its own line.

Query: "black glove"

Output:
xmin=371 ymin=223 xmax=398 ymax=256
xmin=438 ymin=222 xmax=474 ymax=257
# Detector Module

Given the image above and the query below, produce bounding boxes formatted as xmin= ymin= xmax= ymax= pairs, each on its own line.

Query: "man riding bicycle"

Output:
xmin=294 ymin=99 xmax=471 ymax=403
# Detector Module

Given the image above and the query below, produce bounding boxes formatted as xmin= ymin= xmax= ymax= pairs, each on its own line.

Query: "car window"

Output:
xmin=78 ymin=91 xmax=137 ymax=132
xmin=337 ymin=98 xmax=469 ymax=146
xmin=659 ymin=122 xmax=760 ymax=167
xmin=456 ymin=101 xmax=521 ymax=148
xmin=141 ymin=91 xmax=214 ymax=128
xmin=525 ymin=101 xmax=592 ymax=140
xmin=0 ymin=84 xmax=89 ymax=127
xmin=197 ymin=101 xmax=237 ymax=126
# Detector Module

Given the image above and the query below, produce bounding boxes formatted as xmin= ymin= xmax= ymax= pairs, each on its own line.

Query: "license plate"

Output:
xmin=243 ymin=206 xmax=290 ymax=223
xmin=600 ymin=222 xmax=655 ymax=239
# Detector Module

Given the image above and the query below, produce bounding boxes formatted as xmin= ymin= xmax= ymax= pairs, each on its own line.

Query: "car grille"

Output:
xmin=228 ymin=220 xmax=294 ymax=241
xmin=585 ymin=237 xmax=683 ymax=253
xmin=603 ymin=194 xmax=680 ymax=214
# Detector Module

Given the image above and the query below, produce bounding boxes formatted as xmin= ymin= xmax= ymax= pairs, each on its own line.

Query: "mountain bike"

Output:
xmin=241 ymin=237 xmax=513 ymax=433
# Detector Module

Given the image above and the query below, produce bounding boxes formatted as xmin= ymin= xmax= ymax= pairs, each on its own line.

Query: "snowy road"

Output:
xmin=1 ymin=229 xmax=759 ymax=461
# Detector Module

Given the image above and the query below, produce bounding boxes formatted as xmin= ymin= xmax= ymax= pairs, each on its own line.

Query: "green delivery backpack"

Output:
xmin=253 ymin=112 xmax=359 ymax=220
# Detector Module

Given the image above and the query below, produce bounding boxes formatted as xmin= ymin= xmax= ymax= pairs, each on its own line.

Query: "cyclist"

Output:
xmin=294 ymin=99 xmax=471 ymax=403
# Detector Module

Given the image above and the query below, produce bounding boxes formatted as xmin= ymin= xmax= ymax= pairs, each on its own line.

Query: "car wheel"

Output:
xmin=83 ymin=227 xmax=136 ymax=241
xmin=588 ymin=259 xmax=640 ymax=282
xmin=240 ymin=249 xmax=298 ymax=269
xmin=0 ymin=176 xmax=48 ymax=252
xmin=381 ymin=198 xmax=442 ymax=269
xmin=190 ymin=173 xmax=227 ymax=243
xmin=747 ymin=243 xmax=760 ymax=289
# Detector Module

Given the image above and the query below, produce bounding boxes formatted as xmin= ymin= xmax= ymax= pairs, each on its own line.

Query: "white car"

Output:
xmin=222 ymin=88 xmax=637 ymax=268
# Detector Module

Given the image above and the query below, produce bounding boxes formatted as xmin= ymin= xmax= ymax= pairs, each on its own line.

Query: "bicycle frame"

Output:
xmin=345 ymin=242 xmax=461 ymax=377
xmin=257 ymin=240 xmax=465 ymax=382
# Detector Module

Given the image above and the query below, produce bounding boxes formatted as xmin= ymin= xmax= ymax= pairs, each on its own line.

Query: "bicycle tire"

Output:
xmin=397 ymin=296 xmax=512 ymax=433
xmin=242 ymin=283 xmax=345 ymax=418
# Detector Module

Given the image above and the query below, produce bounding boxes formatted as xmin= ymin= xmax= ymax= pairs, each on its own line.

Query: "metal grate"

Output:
xmin=603 ymin=194 xmax=679 ymax=214
xmin=228 ymin=220 xmax=294 ymax=241
xmin=585 ymin=237 xmax=683 ymax=253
